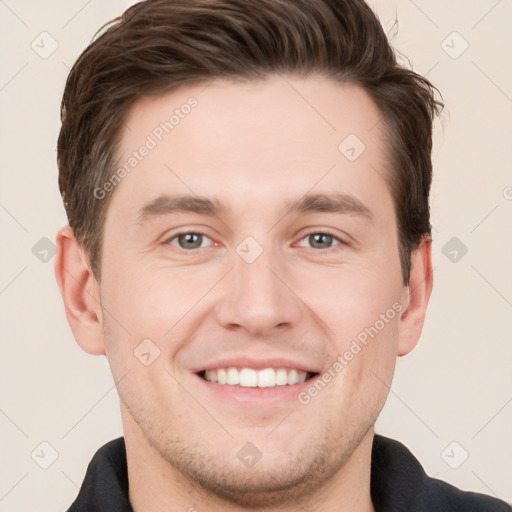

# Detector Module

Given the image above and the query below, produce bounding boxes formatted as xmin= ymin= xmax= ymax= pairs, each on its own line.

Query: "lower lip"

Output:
xmin=193 ymin=373 xmax=317 ymax=405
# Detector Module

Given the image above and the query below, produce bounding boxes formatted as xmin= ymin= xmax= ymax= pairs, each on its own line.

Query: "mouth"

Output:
xmin=197 ymin=367 xmax=319 ymax=388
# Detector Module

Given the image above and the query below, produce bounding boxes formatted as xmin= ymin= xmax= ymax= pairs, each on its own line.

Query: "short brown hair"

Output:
xmin=57 ymin=0 xmax=443 ymax=285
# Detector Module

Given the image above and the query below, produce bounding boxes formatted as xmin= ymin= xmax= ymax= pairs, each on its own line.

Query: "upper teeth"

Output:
xmin=204 ymin=367 xmax=308 ymax=387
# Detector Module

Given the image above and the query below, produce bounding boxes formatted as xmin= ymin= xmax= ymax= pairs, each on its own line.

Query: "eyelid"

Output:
xmin=163 ymin=228 xmax=348 ymax=251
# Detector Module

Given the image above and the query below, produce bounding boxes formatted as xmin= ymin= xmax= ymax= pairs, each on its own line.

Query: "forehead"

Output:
xmin=109 ymin=74 xmax=391 ymax=223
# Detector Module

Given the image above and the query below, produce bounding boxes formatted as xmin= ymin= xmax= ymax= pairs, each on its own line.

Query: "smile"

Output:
xmin=199 ymin=367 xmax=318 ymax=388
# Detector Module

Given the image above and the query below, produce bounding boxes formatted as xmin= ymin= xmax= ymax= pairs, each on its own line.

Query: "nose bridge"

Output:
xmin=215 ymin=238 xmax=302 ymax=335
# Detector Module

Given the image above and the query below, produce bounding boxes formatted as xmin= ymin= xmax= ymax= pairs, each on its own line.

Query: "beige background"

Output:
xmin=1 ymin=0 xmax=511 ymax=510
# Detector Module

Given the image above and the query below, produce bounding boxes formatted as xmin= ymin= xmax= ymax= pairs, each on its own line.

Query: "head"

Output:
xmin=55 ymin=0 xmax=443 ymax=508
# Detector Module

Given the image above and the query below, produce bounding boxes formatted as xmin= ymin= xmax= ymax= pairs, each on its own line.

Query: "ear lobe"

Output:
xmin=54 ymin=226 xmax=106 ymax=355
xmin=397 ymin=236 xmax=433 ymax=357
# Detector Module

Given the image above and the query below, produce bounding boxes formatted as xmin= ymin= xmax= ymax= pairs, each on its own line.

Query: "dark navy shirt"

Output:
xmin=66 ymin=434 xmax=511 ymax=511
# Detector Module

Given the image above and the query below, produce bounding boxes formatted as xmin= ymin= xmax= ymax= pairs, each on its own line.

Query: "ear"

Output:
xmin=54 ymin=226 xmax=106 ymax=355
xmin=396 ymin=236 xmax=433 ymax=357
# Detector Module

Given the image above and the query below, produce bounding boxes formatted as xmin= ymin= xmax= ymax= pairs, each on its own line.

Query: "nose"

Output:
xmin=214 ymin=242 xmax=303 ymax=337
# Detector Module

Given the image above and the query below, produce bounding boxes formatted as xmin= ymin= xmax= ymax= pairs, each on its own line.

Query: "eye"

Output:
xmin=164 ymin=230 xmax=345 ymax=251
xmin=296 ymin=232 xmax=344 ymax=250
xmin=166 ymin=231 xmax=215 ymax=250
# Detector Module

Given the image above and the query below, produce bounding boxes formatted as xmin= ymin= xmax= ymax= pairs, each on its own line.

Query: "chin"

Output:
xmin=183 ymin=460 xmax=328 ymax=508
xmin=155 ymin=430 xmax=355 ymax=508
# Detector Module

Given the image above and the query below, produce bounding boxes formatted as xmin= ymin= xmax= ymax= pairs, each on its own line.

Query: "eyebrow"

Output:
xmin=285 ymin=193 xmax=373 ymax=221
xmin=136 ymin=192 xmax=373 ymax=224
xmin=137 ymin=195 xmax=226 ymax=223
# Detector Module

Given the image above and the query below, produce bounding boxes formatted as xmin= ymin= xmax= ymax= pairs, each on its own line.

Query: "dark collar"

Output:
xmin=67 ymin=435 xmax=511 ymax=511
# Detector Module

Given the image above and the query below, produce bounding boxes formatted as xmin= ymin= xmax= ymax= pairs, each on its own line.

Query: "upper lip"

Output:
xmin=192 ymin=356 xmax=321 ymax=374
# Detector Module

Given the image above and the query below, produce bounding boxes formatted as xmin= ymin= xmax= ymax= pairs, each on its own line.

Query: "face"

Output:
xmin=96 ymin=74 xmax=409 ymax=505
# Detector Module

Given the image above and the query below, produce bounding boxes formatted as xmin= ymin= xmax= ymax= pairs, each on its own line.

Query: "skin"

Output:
xmin=55 ymin=74 xmax=433 ymax=512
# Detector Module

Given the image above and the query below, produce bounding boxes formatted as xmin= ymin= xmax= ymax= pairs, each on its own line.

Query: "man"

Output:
xmin=54 ymin=0 xmax=511 ymax=510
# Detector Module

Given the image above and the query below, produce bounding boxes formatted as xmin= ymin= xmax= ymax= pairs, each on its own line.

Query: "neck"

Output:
xmin=123 ymin=408 xmax=376 ymax=512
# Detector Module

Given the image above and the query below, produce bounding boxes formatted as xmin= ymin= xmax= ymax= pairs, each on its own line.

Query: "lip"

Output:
xmin=191 ymin=356 xmax=320 ymax=374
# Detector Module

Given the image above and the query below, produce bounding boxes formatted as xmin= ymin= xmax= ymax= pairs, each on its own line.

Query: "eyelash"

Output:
xmin=164 ymin=230 xmax=347 ymax=251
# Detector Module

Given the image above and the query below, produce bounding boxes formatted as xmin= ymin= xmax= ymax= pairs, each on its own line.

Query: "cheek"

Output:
xmin=324 ymin=318 xmax=398 ymax=421
xmin=312 ymin=263 xmax=401 ymax=340
xmin=318 ymin=266 xmax=401 ymax=399
xmin=100 ymin=258 xmax=200 ymax=338
xmin=138 ymin=267 xmax=225 ymax=339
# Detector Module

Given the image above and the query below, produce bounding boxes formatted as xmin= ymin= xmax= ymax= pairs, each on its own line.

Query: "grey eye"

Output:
xmin=169 ymin=232 xmax=212 ymax=249
xmin=297 ymin=232 xmax=342 ymax=249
